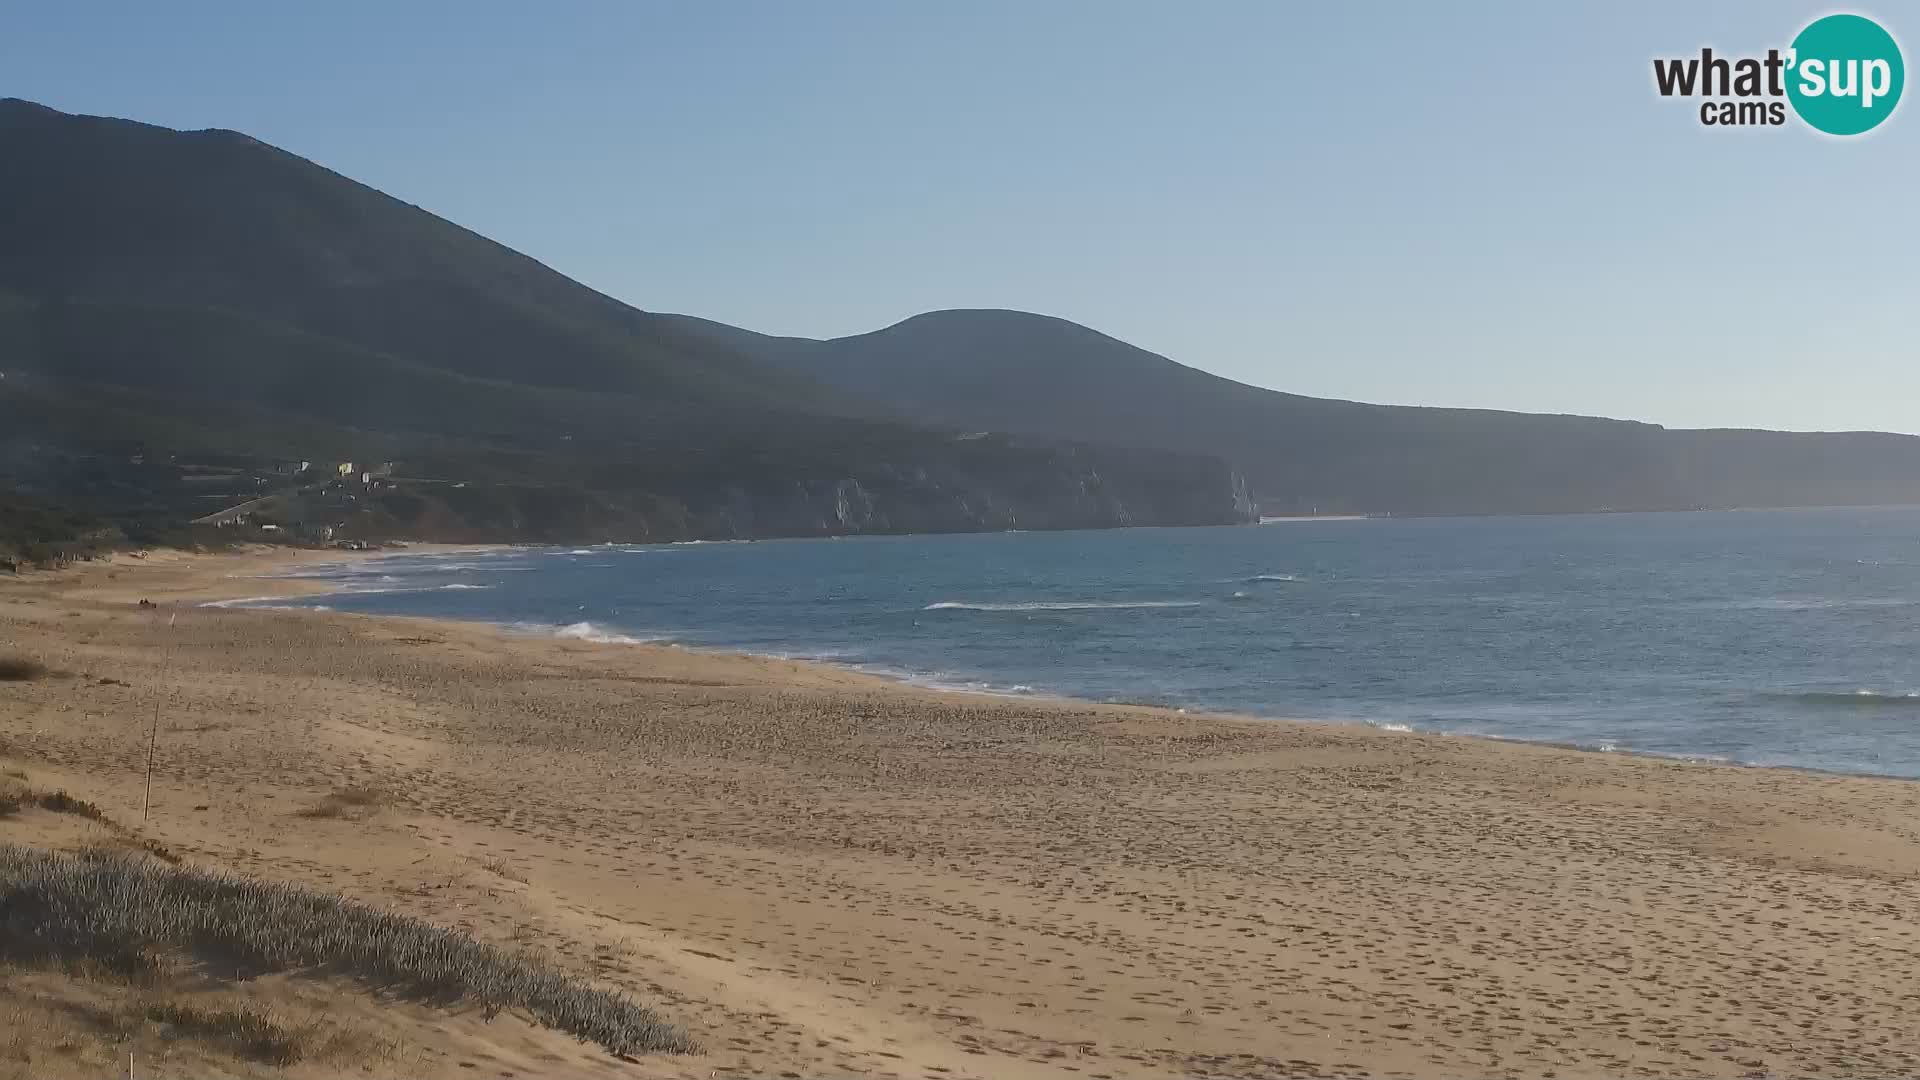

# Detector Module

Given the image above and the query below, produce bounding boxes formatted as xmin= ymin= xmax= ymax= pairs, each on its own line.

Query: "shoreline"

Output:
xmin=10 ymin=547 xmax=1920 ymax=1078
xmin=219 ymin=546 xmax=1920 ymax=787
xmin=24 ymin=543 xmax=1894 ymax=791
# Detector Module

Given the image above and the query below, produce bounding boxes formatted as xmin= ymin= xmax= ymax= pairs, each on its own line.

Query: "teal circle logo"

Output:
xmin=1787 ymin=14 xmax=1904 ymax=135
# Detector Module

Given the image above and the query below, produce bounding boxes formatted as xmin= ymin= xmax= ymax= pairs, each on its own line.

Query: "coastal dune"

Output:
xmin=5 ymin=550 xmax=1920 ymax=1078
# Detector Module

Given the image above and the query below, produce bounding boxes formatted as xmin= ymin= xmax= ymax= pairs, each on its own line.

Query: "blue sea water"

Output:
xmin=232 ymin=507 xmax=1920 ymax=779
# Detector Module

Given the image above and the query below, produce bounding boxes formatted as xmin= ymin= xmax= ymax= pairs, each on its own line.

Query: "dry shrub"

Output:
xmin=142 ymin=1000 xmax=306 ymax=1065
xmin=477 ymin=855 xmax=528 ymax=883
xmin=0 ymin=788 xmax=178 ymax=863
xmin=295 ymin=785 xmax=388 ymax=820
xmin=0 ymin=656 xmax=48 ymax=682
xmin=0 ymin=789 xmax=106 ymax=823
xmin=26 ymin=790 xmax=108 ymax=822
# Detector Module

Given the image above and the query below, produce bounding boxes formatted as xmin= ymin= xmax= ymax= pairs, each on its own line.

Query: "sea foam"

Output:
xmin=550 ymin=621 xmax=655 ymax=645
xmin=200 ymin=595 xmax=285 ymax=609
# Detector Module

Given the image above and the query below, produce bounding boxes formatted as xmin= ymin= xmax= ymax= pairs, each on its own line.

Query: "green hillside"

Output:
xmin=0 ymin=100 xmax=1252 ymax=550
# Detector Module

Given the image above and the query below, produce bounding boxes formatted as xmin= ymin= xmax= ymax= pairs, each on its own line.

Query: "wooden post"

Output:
xmin=143 ymin=612 xmax=177 ymax=822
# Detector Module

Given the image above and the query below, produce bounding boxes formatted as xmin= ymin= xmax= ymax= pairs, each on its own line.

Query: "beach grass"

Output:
xmin=0 ymin=844 xmax=694 ymax=1057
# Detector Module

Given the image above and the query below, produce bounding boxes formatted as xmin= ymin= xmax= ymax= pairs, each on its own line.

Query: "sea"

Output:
xmin=221 ymin=507 xmax=1920 ymax=780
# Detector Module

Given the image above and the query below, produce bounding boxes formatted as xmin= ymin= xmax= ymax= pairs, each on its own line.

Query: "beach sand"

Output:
xmin=4 ymin=547 xmax=1920 ymax=1078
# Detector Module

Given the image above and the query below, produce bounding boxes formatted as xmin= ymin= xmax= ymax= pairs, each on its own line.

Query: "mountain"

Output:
xmin=10 ymin=97 xmax=1910 ymax=538
xmin=0 ymin=100 xmax=1252 ymax=544
xmin=0 ymin=98 xmax=825 ymax=410
xmin=667 ymin=309 xmax=1920 ymax=515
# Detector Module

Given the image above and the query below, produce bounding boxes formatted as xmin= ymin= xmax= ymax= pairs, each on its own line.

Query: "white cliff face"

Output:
xmin=1231 ymin=470 xmax=1255 ymax=520
xmin=801 ymin=453 xmax=1249 ymax=535
xmin=353 ymin=446 xmax=1253 ymax=544
xmin=833 ymin=478 xmax=874 ymax=530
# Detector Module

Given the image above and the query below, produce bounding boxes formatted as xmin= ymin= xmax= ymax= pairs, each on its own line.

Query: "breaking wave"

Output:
xmin=199 ymin=596 xmax=331 ymax=612
xmin=200 ymin=595 xmax=287 ymax=609
xmin=1772 ymin=690 xmax=1920 ymax=708
xmin=922 ymin=600 xmax=1204 ymax=612
xmin=550 ymin=621 xmax=657 ymax=645
xmin=1722 ymin=596 xmax=1918 ymax=612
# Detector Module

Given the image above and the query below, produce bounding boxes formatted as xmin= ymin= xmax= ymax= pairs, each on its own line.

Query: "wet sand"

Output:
xmin=5 ymin=547 xmax=1920 ymax=1078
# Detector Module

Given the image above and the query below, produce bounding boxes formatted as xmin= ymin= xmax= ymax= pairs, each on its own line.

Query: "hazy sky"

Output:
xmin=4 ymin=2 xmax=1913 ymax=432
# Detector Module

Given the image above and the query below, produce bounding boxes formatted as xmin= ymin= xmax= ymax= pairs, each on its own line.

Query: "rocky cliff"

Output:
xmin=330 ymin=441 xmax=1255 ymax=543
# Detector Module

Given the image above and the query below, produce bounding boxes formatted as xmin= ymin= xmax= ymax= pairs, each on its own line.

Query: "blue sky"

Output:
xmin=4 ymin=2 xmax=1912 ymax=431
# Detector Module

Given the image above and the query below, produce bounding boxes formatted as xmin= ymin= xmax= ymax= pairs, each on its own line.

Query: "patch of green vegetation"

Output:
xmin=0 ymin=489 xmax=116 ymax=563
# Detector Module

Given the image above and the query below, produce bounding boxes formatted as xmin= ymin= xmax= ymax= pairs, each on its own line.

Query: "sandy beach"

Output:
xmin=5 ymin=547 xmax=1920 ymax=1079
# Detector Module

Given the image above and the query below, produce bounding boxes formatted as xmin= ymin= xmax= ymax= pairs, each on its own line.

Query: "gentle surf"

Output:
xmin=242 ymin=506 xmax=1920 ymax=779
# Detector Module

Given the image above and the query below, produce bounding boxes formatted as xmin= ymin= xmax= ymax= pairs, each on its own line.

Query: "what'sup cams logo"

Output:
xmin=1654 ymin=13 xmax=1903 ymax=134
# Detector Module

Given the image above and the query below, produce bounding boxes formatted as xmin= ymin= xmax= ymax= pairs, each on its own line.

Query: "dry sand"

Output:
xmin=4 ymin=546 xmax=1920 ymax=1078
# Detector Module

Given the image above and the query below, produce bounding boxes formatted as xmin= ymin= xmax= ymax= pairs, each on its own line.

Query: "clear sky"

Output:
xmin=3 ymin=2 xmax=1913 ymax=432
